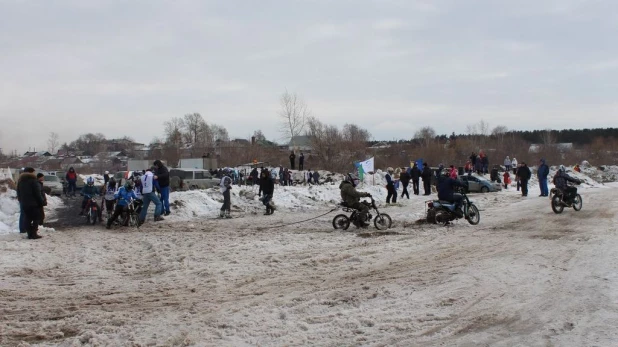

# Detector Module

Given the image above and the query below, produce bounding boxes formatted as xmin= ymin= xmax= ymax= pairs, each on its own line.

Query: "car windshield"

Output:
xmin=44 ymin=175 xmax=59 ymax=182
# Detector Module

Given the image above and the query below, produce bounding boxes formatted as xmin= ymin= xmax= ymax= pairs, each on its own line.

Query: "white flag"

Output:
xmin=360 ymin=157 xmax=374 ymax=174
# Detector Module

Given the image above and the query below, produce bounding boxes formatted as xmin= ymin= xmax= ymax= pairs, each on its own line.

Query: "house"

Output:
xmin=23 ymin=151 xmax=52 ymax=157
xmin=288 ymin=135 xmax=313 ymax=152
xmin=93 ymin=151 xmax=128 ymax=160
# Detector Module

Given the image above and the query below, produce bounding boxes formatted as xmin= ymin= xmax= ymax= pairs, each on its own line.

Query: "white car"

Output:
xmin=460 ymin=174 xmax=502 ymax=193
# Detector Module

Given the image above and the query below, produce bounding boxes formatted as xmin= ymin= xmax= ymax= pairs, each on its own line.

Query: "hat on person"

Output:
xmin=23 ymin=167 xmax=35 ymax=173
xmin=36 ymin=173 xmax=44 ymax=178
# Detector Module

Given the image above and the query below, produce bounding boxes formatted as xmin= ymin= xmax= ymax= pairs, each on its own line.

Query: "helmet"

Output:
xmin=124 ymin=181 xmax=134 ymax=190
xmin=558 ymin=165 xmax=565 ymax=172
xmin=104 ymin=171 xmax=109 ymax=175
xmin=86 ymin=177 xmax=95 ymax=186
xmin=347 ymin=173 xmax=360 ymax=187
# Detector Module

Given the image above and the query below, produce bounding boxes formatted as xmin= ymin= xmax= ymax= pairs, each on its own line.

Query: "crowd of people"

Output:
xmin=14 ymin=152 xmax=584 ymax=239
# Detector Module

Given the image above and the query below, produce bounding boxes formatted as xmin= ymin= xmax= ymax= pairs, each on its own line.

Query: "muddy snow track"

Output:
xmin=1 ymin=188 xmax=618 ymax=346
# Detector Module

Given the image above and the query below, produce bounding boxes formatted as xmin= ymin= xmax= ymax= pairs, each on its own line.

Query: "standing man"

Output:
xmin=65 ymin=167 xmax=77 ymax=197
xmin=289 ymin=151 xmax=296 ymax=170
xmin=517 ymin=162 xmax=532 ymax=197
xmin=504 ymin=156 xmax=512 ymax=173
xmin=153 ymin=159 xmax=171 ymax=216
xmin=385 ymin=167 xmax=397 ymax=204
xmin=400 ymin=167 xmax=411 ymax=199
xmin=16 ymin=167 xmax=44 ymax=239
xmin=219 ymin=174 xmax=233 ymax=218
xmin=537 ymin=158 xmax=549 ymax=197
xmin=421 ymin=163 xmax=432 ymax=195
xmin=312 ymin=170 xmax=320 ymax=185
xmin=36 ymin=173 xmax=47 ymax=225
xmin=261 ymin=169 xmax=276 ymax=215
xmin=139 ymin=167 xmax=164 ymax=224
xmin=299 ymin=152 xmax=305 ymax=171
xmin=410 ymin=163 xmax=421 ymax=195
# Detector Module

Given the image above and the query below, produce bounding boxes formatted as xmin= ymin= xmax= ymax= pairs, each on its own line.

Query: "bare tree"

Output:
xmin=414 ymin=126 xmax=436 ymax=148
xmin=47 ymin=132 xmax=60 ymax=154
xmin=182 ymin=113 xmax=207 ymax=145
xmin=279 ymin=90 xmax=309 ymax=145
xmin=253 ymin=130 xmax=266 ymax=142
xmin=491 ymin=125 xmax=509 ymax=144
xmin=540 ymin=128 xmax=556 ymax=145
xmin=164 ymin=117 xmax=183 ymax=147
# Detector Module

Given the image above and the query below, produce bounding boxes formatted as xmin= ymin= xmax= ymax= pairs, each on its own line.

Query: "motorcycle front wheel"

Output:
xmin=572 ymin=194 xmax=583 ymax=211
xmin=551 ymin=196 xmax=564 ymax=214
xmin=332 ymin=214 xmax=351 ymax=230
xmin=89 ymin=210 xmax=98 ymax=225
xmin=374 ymin=213 xmax=392 ymax=230
xmin=466 ymin=204 xmax=480 ymax=225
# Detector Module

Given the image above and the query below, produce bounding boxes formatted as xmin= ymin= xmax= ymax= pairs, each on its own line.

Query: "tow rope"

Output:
xmin=256 ymin=207 xmax=339 ymax=230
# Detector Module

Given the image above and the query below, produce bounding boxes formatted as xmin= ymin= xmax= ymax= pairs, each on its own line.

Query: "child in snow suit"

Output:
xmin=503 ymin=172 xmax=511 ymax=189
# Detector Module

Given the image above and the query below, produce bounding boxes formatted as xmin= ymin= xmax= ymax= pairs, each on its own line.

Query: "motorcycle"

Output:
xmin=84 ymin=196 xmax=101 ymax=225
xmin=425 ymin=188 xmax=480 ymax=225
xmin=550 ymin=185 xmax=582 ymax=214
xmin=121 ymin=198 xmax=143 ymax=228
xmin=332 ymin=197 xmax=392 ymax=231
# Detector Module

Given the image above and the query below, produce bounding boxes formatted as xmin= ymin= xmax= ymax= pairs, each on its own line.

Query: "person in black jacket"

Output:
xmin=260 ymin=169 xmax=276 ymax=215
xmin=153 ymin=160 xmax=171 ymax=216
xmin=410 ymin=163 xmax=421 ymax=195
xmin=289 ymin=151 xmax=296 ymax=170
xmin=517 ymin=162 xmax=532 ymax=197
xmin=299 ymin=152 xmax=305 ymax=171
xmin=16 ymin=167 xmax=45 ymax=239
xmin=36 ymin=173 xmax=47 ymax=225
xmin=400 ymin=167 xmax=411 ymax=199
xmin=421 ymin=163 xmax=433 ymax=195
xmin=437 ymin=170 xmax=467 ymax=217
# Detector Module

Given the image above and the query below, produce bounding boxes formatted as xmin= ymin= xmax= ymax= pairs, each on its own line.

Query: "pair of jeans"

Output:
xmin=67 ymin=181 xmax=77 ymax=196
xmin=159 ymin=186 xmax=170 ymax=214
xmin=19 ymin=205 xmax=26 ymax=233
xmin=140 ymin=192 xmax=162 ymax=221
xmin=539 ymin=178 xmax=549 ymax=196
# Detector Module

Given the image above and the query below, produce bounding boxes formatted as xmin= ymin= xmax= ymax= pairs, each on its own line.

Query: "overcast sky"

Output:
xmin=1 ymin=0 xmax=618 ymax=154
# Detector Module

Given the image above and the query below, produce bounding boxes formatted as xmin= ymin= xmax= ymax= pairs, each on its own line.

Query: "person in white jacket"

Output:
xmin=504 ymin=156 xmax=512 ymax=172
xmin=510 ymin=157 xmax=518 ymax=175
xmin=139 ymin=167 xmax=164 ymax=224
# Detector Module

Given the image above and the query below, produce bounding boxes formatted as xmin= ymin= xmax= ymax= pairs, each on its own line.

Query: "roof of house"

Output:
xmin=288 ymin=135 xmax=313 ymax=147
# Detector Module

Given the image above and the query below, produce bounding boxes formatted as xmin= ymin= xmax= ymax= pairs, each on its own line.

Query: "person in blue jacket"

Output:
xmin=437 ymin=170 xmax=467 ymax=217
xmin=537 ymin=158 xmax=550 ymax=197
xmin=106 ymin=181 xmax=138 ymax=229
xmin=79 ymin=177 xmax=101 ymax=220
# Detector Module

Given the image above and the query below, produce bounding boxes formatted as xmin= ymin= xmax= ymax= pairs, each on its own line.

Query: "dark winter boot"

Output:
xmin=224 ymin=210 xmax=232 ymax=219
xmin=264 ymin=207 xmax=271 ymax=215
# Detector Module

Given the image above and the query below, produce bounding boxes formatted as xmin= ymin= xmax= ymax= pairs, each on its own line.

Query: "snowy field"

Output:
xmin=1 ymin=169 xmax=618 ymax=346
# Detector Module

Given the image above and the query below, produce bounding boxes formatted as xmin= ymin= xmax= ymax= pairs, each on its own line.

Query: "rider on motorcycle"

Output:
xmin=79 ymin=177 xmax=101 ymax=219
xmin=553 ymin=165 xmax=581 ymax=204
xmin=437 ymin=169 xmax=467 ymax=217
xmin=339 ymin=173 xmax=371 ymax=227
xmin=106 ymin=181 xmax=139 ymax=229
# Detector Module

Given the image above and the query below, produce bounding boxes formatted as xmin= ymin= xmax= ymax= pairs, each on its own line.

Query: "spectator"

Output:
xmin=517 ymin=162 xmax=532 ymax=197
xmin=393 ymin=167 xmax=401 ymax=191
xmin=258 ymin=170 xmax=266 ymax=197
xmin=103 ymin=171 xmax=110 ymax=185
xmin=299 ymin=152 xmax=305 ymax=170
xmin=385 ymin=167 xmax=397 ymax=204
xmin=481 ymin=153 xmax=489 ymax=174
xmin=537 ymin=158 xmax=549 ymax=197
xmin=449 ymin=165 xmax=458 ymax=179
xmin=219 ymin=174 xmax=233 ymax=218
xmin=574 ymin=164 xmax=581 ymax=173
xmin=36 ymin=173 xmax=47 ymax=225
xmin=250 ymin=167 xmax=259 ymax=186
xmin=153 ymin=160 xmax=171 ymax=216
xmin=504 ymin=156 xmax=512 ymax=172
xmin=470 ymin=152 xmax=477 ymax=168
xmin=515 ymin=163 xmax=521 ymax=191
xmin=261 ymin=169 xmax=276 ymax=215
xmin=16 ymin=167 xmax=44 ymax=239
xmin=65 ymin=167 xmax=77 ymax=197
xmin=312 ymin=170 xmax=320 ymax=185
xmin=421 ymin=163 xmax=432 ymax=195
xmin=511 ymin=157 xmax=518 ymax=174
xmin=400 ymin=167 xmax=411 ymax=199
xmin=410 ymin=163 xmax=421 ymax=195
xmin=503 ymin=171 xmax=511 ymax=189
xmin=464 ymin=160 xmax=473 ymax=176
xmin=289 ymin=151 xmax=296 ymax=170
xmin=139 ymin=167 xmax=164 ymax=224
xmin=307 ymin=170 xmax=313 ymax=184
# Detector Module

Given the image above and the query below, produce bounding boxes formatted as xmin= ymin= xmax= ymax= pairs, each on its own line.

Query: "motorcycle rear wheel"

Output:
xmin=435 ymin=210 xmax=450 ymax=226
xmin=551 ymin=196 xmax=564 ymax=214
xmin=374 ymin=213 xmax=392 ymax=230
xmin=426 ymin=209 xmax=437 ymax=224
xmin=332 ymin=214 xmax=351 ymax=230
xmin=572 ymin=194 xmax=583 ymax=211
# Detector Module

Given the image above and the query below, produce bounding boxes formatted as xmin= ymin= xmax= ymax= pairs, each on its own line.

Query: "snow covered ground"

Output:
xmin=1 ymin=168 xmax=618 ymax=345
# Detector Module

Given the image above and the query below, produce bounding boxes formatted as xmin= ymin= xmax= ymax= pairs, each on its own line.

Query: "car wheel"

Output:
xmin=481 ymin=186 xmax=489 ymax=193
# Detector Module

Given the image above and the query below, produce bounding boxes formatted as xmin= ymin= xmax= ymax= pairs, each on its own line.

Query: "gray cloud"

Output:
xmin=1 ymin=0 xmax=617 ymax=153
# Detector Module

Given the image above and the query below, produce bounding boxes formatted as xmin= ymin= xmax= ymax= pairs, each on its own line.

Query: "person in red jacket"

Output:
xmin=503 ymin=171 xmax=511 ymax=189
xmin=65 ymin=167 xmax=78 ymax=197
